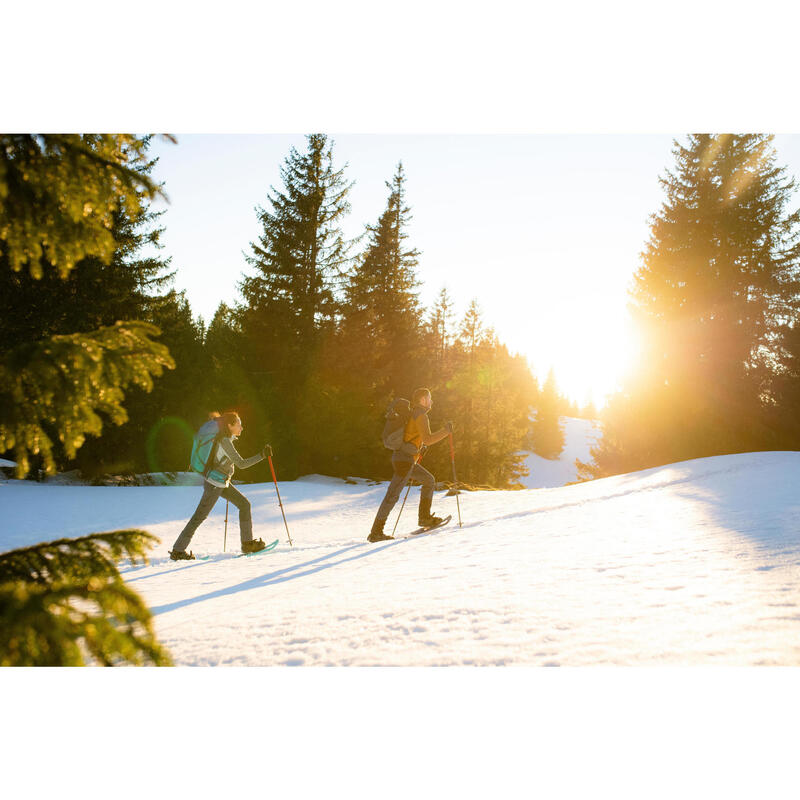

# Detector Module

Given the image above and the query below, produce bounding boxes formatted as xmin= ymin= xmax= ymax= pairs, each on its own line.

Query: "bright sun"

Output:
xmin=526 ymin=297 xmax=639 ymax=410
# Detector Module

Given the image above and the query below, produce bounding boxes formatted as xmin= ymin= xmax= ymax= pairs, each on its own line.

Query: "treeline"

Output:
xmin=580 ymin=134 xmax=800 ymax=479
xmin=1 ymin=134 xmax=553 ymax=488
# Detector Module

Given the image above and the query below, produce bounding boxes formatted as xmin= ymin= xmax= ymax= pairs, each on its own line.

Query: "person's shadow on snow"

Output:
xmin=146 ymin=539 xmax=404 ymax=616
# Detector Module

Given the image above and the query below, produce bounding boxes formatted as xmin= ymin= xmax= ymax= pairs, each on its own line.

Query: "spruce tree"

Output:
xmin=451 ymin=299 xmax=485 ymax=478
xmin=77 ymin=290 xmax=209 ymax=478
xmin=340 ymin=162 xmax=422 ymax=392
xmin=321 ymin=163 xmax=424 ymax=477
xmin=0 ymin=531 xmax=171 ymax=665
xmin=0 ymin=135 xmax=175 ymax=477
xmin=531 ymin=368 xmax=565 ymax=460
xmin=240 ymin=134 xmax=354 ymax=476
xmin=422 ymin=304 xmax=536 ymax=489
xmin=427 ymin=287 xmax=455 ymax=378
xmin=587 ymin=134 xmax=800 ymax=477
xmin=0 ymin=133 xmax=174 ymax=665
xmin=0 ymin=135 xmax=165 ymax=278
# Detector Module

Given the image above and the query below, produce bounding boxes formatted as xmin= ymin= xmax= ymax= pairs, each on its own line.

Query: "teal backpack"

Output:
xmin=190 ymin=419 xmax=223 ymax=478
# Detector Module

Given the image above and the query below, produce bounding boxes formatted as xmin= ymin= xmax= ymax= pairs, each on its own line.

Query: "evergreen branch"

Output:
xmin=0 ymin=134 xmax=169 ymax=277
xmin=0 ymin=321 xmax=175 ymax=478
xmin=0 ymin=530 xmax=158 ymax=585
xmin=0 ymin=577 xmax=172 ymax=666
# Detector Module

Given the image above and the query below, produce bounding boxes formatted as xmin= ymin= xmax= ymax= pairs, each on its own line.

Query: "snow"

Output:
xmin=520 ymin=415 xmax=602 ymax=487
xmin=3 ymin=450 xmax=800 ymax=666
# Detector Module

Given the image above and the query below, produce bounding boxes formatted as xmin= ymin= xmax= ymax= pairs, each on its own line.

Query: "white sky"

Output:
xmin=147 ymin=133 xmax=800 ymax=406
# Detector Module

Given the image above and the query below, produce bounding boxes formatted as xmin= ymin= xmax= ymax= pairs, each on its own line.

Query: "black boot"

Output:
xmin=418 ymin=495 xmax=442 ymax=527
xmin=367 ymin=520 xmax=394 ymax=542
xmin=242 ymin=538 xmax=266 ymax=554
xmin=169 ymin=549 xmax=195 ymax=561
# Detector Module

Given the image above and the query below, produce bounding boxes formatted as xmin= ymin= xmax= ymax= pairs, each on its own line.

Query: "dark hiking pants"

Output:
xmin=372 ymin=452 xmax=435 ymax=530
xmin=172 ymin=481 xmax=253 ymax=552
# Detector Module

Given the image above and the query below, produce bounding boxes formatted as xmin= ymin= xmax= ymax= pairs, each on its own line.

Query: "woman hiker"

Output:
xmin=170 ymin=411 xmax=269 ymax=560
xmin=368 ymin=387 xmax=451 ymax=542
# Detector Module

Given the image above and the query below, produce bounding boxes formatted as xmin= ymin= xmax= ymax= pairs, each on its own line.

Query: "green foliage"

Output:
xmin=0 ymin=134 xmax=174 ymax=666
xmin=0 ymin=134 xmax=165 ymax=279
xmin=75 ymin=291 xmax=208 ymax=477
xmin=0 ymin=530 xmax=171 ymax=666
xmin=0 ymin=321 xmax=174 ymax=478
xmin=417 ymin=306 xmax=536 ymax=488
xmin=0 ymin=529 xmax=158 ymax=585
xmin=0 ymin=134 xmax=179 ymax=478
xmin=339 ymin=162 xmax=422 ymax=391
xmin=238 ymin=134 xmax=356 ymax=477
xmin=242 ymin=133 xmax=354 ymax=347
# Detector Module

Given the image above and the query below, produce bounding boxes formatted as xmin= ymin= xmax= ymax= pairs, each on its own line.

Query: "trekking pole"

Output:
xmin=224 ymin=499 xmax=229 ymax=551
xmin=391 ymin=446 xmax=428 ymax=538
xmin=448 ymin=430 xmax=463 ymax=528
xmin=267 ymin=445 xmax=293 ymax=546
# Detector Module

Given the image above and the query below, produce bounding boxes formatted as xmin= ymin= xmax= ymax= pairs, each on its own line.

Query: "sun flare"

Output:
xmin=527 ymin=298 xmax=639 ymax=409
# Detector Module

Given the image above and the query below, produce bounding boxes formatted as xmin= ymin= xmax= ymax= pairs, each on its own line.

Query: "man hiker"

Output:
xmin=170 ymin=411 xmax=270 ymax=560
xmin=368 ymin=387 xmax=452 ymax=542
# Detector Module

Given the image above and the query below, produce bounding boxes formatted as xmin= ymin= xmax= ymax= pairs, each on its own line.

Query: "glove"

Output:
xmin=261 ymin=444 xmax=271 ymax=458
xmin=446 ymin=421 xmax=454 ymax=433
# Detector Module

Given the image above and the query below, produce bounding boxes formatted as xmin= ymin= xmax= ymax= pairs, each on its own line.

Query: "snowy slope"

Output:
xmin=2 ymin=452 xmax=800 ymax=665
xmin=521 ymin=415 xmax=602 ymax=488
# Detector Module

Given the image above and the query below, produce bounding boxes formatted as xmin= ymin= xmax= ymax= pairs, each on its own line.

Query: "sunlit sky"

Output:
xmin=146 ymin=134 xmax=800 ymax=408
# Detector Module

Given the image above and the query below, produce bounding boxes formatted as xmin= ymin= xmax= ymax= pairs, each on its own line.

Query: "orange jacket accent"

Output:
xmin=404 ymin=406 xmax=430 ymax=451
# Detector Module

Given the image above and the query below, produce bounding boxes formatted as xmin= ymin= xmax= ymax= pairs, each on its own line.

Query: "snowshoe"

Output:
xmin=407 ymin=514 xmax=453 ymax=537
xmin=418 ymin=513 xmax=445 ymax=528
xmin=169 ymin=549 xmax=195 ymax=561
xmin=367 ymin=530 xmax=394 ymax=543
xmin=241 ymin=538 xmax=267 ymax=554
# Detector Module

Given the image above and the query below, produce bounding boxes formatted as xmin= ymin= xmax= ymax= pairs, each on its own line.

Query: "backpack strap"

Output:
xmin=202 ymin=433 xmax=224 ymax=478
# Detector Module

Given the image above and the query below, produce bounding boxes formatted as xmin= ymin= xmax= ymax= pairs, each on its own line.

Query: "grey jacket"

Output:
xmin=205 ymin=436 xmax=264 ymax=488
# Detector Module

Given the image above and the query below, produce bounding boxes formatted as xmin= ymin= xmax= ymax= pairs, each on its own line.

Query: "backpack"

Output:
xmin=190 ymin=419 xmax=223 ymax=476
xmin=381 ymin=398 xmax=412 ymax=450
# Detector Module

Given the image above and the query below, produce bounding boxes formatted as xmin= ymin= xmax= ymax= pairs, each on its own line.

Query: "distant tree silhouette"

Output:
xmin=531 ymin=368 xmax=565 ymax=460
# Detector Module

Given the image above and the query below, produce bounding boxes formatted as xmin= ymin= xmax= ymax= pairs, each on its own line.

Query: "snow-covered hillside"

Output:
xmin=521 ymin=415 xmax=602 ymax=488
xmin=3 ymin=451 xmax=800 ymax=666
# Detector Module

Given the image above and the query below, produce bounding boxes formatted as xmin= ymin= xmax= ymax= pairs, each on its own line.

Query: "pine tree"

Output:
xmin=242 ymin=133 xmax=353 ymax=356
xmin=587 ymin=134 xmax=800 ymax=477
xmin=77 ymin=290 xmax=209 ymax=478
xmin=320 ymin=163 xmax=425 ymax=477
xmin=451 ymin=299 xmax=485 ymax=477
xmin=0 ymin=135 xmax=175 ymax=477
xmin=423 ymin=317 xmax=535 ymax=488
xmin=340 ymin=162 xmax=422 ymax=393
xmin=531 ymin=367 xmax=565 ymax=460
xmin=0 ymin=531 xmax=171 ymax=665
xmin=203 ymin=302 xmax=270 ymax=483
xmin=427 ymin=287 xmax=455 ymax=376
xmin=0 ymin=135 xmax=166 ymax=278
xmin=0 ymin=133 xmax=174 ymax=665
xmin=240 ymin=134 xmax=354 ymax=476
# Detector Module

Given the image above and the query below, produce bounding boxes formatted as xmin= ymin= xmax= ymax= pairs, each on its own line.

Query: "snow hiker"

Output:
xmin=369 ymin=387 xmax=452 ymax=542
xmin=170 ymin=411 xmax=269 ymax=560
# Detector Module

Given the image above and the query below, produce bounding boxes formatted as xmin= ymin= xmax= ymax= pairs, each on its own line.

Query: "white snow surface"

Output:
xmin=2 ymin=451 xmax=800 ymax=666
xmin=521 ymin=415 xmax=602 ymax=488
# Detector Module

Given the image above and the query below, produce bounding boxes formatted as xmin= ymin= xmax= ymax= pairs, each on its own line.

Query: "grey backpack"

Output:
xmin=381 ymin=398 xmax=412 ymax=450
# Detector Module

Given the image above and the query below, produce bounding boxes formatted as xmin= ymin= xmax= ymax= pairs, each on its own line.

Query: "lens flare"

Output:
xmin=145 ymin=416 xmax=195 ymax=483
